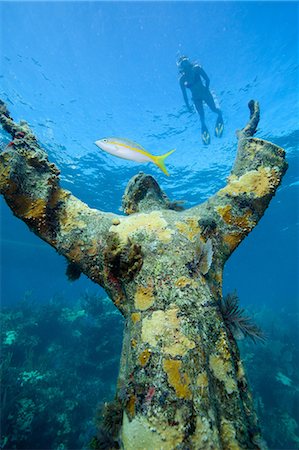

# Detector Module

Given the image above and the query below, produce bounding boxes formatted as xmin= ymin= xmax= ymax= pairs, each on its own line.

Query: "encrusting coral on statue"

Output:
xmin=0 ymin=99 xmax=287 ymax=449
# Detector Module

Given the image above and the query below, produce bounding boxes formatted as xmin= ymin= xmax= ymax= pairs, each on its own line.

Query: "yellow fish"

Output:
xmin=94 ymin=137 xmax=175 ymax=176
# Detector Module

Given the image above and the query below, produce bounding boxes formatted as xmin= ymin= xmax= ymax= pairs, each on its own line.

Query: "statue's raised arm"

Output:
xmin=191 ymin=100 xmax=287 ymax=264
xmin=0 ymin=100 xmax=287 ymax=449
xmin=0 ymin=101 xmax=127 ymax=301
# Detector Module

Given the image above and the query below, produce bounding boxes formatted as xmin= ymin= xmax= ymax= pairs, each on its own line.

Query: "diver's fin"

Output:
xmin=201 ymin=129 xmax=210 ymax=145
xmin=154 ymin=149 xmax=175 ymax=176
xmin=215 ymin=117 xmax=224 ymax=137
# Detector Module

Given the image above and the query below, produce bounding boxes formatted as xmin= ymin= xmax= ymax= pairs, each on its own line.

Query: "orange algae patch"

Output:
xmin=12 ymin=196 xmax=52 ymax=239
xmin=134 ymin=286 xmax=155 ymax=311
xmin=22 ymin=198 xmax=46 ymax=219
xmin=163 ymin=359 xmax=191 ymax=399
xmin=131 ymin=312 xmax=141 ymax=324
xmin=219 ymin=167 xmax=279 ymax=198
xmin=127 ymin=395 xmax=136 ymax=418
xmin=175 ymin=217 xmax=201 ymax=241
xmin=139 ymin=349 xmax=151 ymax=367
xmin=217 ymin=205 xmax=254 ymax=230
xmin=131 ymin=339 xmax=137 ymax=348
xmin=223 ymin=233 xmax=243 ymax=251
xmin=12 ymin=196 xmax=46 ymax=220
xmin=175 ymin=276 xmax=198 ymax=289
xmin=217 ymin=205 xmax=232 ymax=223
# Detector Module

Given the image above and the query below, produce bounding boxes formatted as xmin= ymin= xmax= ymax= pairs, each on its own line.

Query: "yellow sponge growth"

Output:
xmin=163 ymin=359 xmax=191 ymax=399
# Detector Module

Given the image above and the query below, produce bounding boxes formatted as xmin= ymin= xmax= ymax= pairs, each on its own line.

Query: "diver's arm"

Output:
xmin=179 ymin=76 xmax=192 ymax=110
xmin=190 ymin=101 xmax=287 ymax=263
xmin=198 ymin=66 xmax=210 ymax=88
xmin=0 ymin=101 xmax=119 ymax=288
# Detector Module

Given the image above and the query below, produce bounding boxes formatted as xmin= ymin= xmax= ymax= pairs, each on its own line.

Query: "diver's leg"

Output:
xmin=194 ymin=100 xmax=210 ymax=145
xmin=204 ymin=90 xmax=222 ymax=115
xmin=204 ymin=91 xmax=224 ymax=137
xmin=194 ymin=100 xmax=206 ymax=129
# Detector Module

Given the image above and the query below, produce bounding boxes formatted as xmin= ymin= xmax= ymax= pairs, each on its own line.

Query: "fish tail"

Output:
xmin=153 ymin=149 xmax=175 ymax=176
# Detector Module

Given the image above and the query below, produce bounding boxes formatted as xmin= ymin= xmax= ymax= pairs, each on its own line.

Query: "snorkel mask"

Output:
xmin=177 ymin=56 xmax=192 ymax=73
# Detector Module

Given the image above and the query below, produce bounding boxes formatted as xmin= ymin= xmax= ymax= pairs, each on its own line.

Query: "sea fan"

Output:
xmin=220 ymin=292 xmax=266 ymax=343
xmin=102 ymin=401 xmax=123 ymax=436
xmin=187 ymin=239 xmax=214 ymax=276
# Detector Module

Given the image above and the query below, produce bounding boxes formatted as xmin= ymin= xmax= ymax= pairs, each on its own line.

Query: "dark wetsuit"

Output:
xmin=179 ymin=64 xmax=222 ymax=133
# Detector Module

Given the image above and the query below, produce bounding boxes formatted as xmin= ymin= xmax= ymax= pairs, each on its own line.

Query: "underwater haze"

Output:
xmin=0 ymin=1 xmax=298 ymax=309
xmin=0 ymin=1 xmax=299 ymax=449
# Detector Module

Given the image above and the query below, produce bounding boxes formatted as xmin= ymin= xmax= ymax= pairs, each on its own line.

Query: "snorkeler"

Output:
xmin=177 ymin=56 xmax=224 ymax=145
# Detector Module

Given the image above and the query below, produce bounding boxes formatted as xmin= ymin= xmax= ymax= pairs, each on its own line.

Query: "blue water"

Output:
xmin=1 ymin=1 xmax=298 ymax=311
xmin=0 ymin=2 xmax=298 ymax=447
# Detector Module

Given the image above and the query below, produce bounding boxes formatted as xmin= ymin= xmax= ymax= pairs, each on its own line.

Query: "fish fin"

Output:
xmin=200 ymin=239 xmax=213 ymax=275
xmin=153 ymin=149 xmax=175 ymax=176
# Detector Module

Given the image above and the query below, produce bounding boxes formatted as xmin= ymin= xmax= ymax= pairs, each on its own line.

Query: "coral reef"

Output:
xmin=1 ymin=296 xmax=298 ymax=449
xmin=239 ymin=306 xmax=299 ymax=449
xmin=0 ymin=100 xmax=288 ymax=448
xmin=0 ymin=293 xmax=124 ymax=450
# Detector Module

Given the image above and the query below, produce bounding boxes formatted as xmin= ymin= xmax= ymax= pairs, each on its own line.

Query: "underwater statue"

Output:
xmin=0 ymin=100 xmax=287 ymax=449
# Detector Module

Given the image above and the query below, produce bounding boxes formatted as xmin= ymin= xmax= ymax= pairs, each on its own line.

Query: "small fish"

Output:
xmin=94 ymin=137 xmax=175 ymax=176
